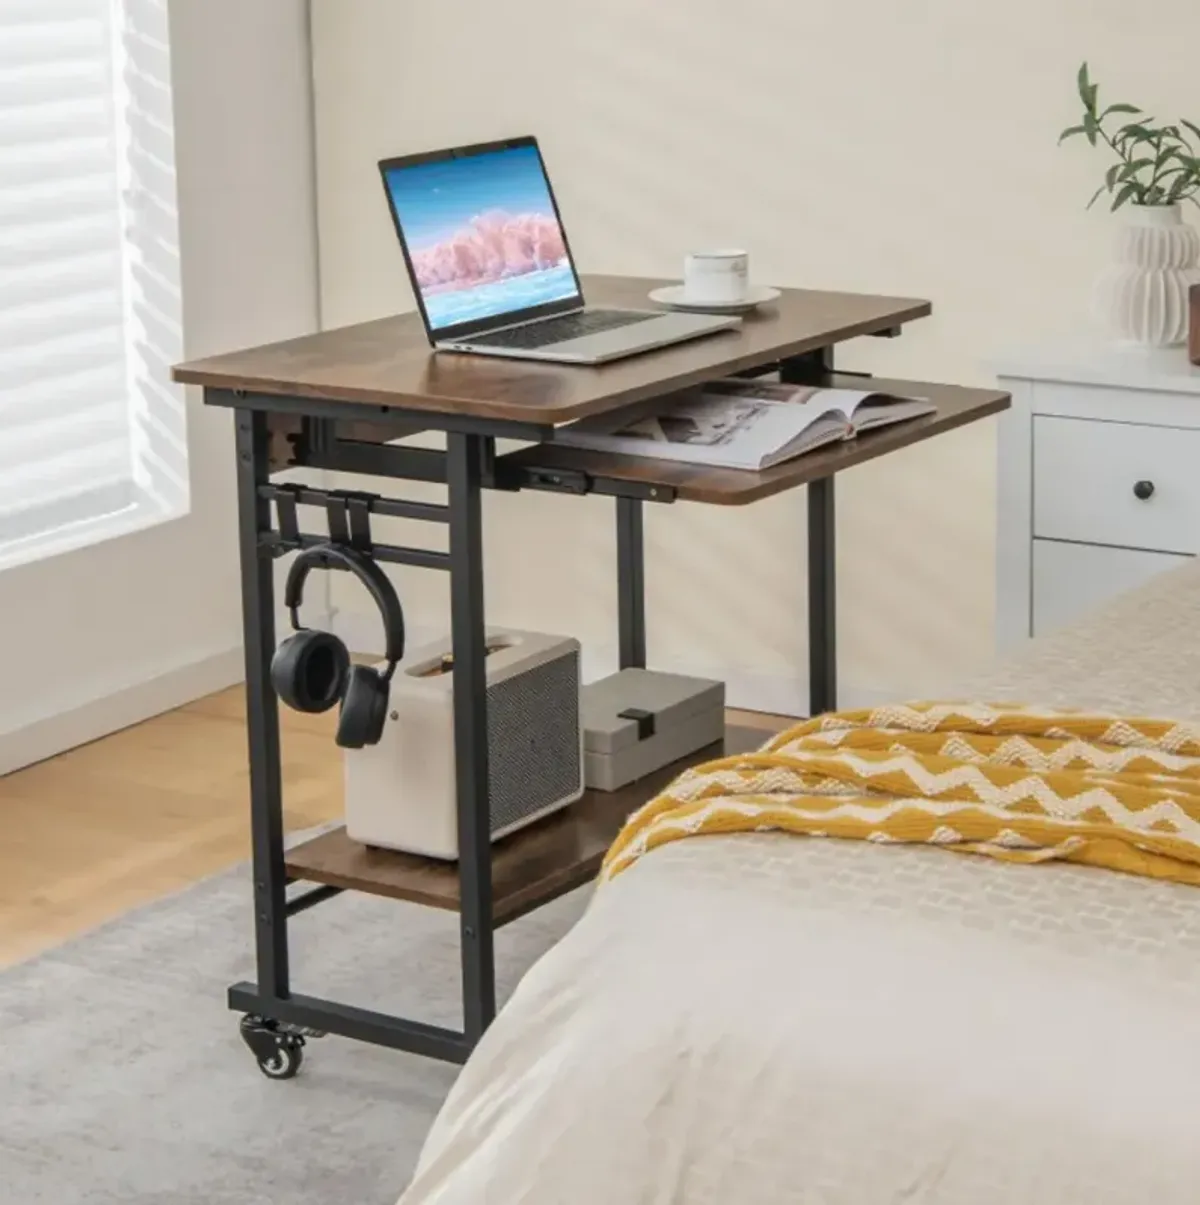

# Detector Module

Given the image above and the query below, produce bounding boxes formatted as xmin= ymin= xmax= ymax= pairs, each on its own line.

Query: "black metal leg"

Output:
xmin=447 ymin=433 xmax=496 ymax=1041
xmin=807 ymin=476 xmax=837 ymax=716
xmin=617 ymin=496 xmax=646 ymax=669
xmin=779 ymin=347 xmax=838 ymax=717
xmin=234 ymin=407 xmax=290 ymax=999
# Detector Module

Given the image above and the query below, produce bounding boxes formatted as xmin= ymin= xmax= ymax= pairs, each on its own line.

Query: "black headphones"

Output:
xmin=271 ymin=545 xmax=406 ymax=750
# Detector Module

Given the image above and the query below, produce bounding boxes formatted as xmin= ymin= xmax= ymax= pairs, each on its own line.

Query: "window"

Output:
xmin=0 ymin=0 xmax=185 ymax=571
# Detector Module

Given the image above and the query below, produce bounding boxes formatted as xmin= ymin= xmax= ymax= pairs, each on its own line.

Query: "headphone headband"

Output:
xmin=284 ymin=545 xmax=405 ymax=667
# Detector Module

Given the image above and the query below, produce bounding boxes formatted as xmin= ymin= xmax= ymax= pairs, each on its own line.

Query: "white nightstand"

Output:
xmin=996 ymin=343 xmax=1200 ymax=651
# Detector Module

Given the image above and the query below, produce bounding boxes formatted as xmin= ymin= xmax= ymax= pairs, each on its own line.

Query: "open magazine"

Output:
xmin=556 ymin=378 xmax=935 ymax=471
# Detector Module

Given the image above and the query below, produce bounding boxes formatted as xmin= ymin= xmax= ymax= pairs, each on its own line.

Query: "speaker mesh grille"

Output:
xmin=486 ymin=650 xmax=581 ymax=833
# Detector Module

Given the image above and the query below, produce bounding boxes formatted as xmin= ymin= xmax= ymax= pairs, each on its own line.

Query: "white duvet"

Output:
xmin=400 ymin=562 xmax=1200 ymax=1204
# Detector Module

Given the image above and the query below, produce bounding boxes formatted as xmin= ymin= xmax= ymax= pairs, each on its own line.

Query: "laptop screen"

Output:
xmin=382 ymin=142 xmax=581 ymax=334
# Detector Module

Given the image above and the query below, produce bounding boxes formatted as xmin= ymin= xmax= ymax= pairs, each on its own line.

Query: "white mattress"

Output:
xmin=399 ymin=561 xmax=1200 ymax=1204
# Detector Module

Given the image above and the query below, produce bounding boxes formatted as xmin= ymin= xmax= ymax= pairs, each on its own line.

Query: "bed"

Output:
xmin=398 ymin=561 xmax=1200 ymax=1204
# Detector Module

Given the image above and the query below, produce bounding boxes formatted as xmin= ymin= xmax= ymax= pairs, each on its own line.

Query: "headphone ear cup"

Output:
xmin=336 ymin=664 xmax=390 ymax=749
xmin=271 ymin=630 xmax=350 ymax=714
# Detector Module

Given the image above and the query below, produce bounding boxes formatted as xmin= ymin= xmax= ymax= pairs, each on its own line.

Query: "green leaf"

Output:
xmin=1146 ymin=165 xmax=1185 ymax=185
xmin=1077 ymin=61 xmax=1092 ymax=108
xmin=1111 ymin=181 xmax=1139 ymax=210
xmin=1155 ymin=161 xmax=1200 ymax=196
xmin=1086 ymin=183 xmax=1108 ymax=210
xmin=1117 ymin=125 xmax=1158 ymax=146
xmin=1118 ymin=157 xmax=1153 ymax=180
xmin=1182 ymin=119 xmax=1200 ymax=145
xmin=1101 ymin=103 xmax=1141 ymax=120
xmin=1058 ymin=124 xmax=1087 ymax=144
xmin=1113 ymin=117 xmax=1151 ymax=141
xmin=1156 ymin=150 xmax=1199 ymax=178
xmin=1156 ymin=151 xmax=1193 ymax=174
xmin=1167 ymin=177 xmax=1191 ymax=203
xmin=1084 ymin=113 xmax=1099 ymax=146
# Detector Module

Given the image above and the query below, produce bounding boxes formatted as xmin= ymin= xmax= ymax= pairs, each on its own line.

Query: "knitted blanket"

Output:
xmin=600 ymin=702 xmax=1200 ymax=887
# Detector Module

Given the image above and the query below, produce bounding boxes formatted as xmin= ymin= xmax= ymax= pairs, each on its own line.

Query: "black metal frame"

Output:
xmin=445 ymin=432 xmax=497 ymax=1041
xmin=779 ymin=345 xmax=838 ymax=714
xmin=617 ymin=498 xmax=646 ymax=669
xmin=219 ymin=345 xmax=843 ymax=1071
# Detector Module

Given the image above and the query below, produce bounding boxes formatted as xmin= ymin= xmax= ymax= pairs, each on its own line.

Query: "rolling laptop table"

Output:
xmin=172 ymin=274 xmax=1009 ymax=1078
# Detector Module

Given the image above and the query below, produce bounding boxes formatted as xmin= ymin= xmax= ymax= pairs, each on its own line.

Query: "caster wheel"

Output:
xmin=239 ymin=1014 xmax=306 ymax=1081
xmin=256 ymin=1036 xmax=304 ymax=1081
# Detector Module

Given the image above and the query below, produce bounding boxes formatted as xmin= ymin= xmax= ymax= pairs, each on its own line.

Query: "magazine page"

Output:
xmin=843 ymin=395 xmax=936 ymax=430
xmin=704 ymin=378 xmax=891 ymax=420
xmin=811 ymin=390 xmax=932 ymax=425
xmin=705 ymin=377 xmax=934 ymax=429
xmin=556 ymin=391 xmax=841 ymax=470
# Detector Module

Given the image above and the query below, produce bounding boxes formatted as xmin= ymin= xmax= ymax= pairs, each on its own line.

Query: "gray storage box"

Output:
xmin=581 ymin=669 xmax=725 ymax=792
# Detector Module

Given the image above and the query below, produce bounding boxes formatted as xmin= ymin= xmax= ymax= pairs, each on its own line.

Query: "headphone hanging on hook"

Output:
xmin=271 ymin=544 xmax=406 ymax=749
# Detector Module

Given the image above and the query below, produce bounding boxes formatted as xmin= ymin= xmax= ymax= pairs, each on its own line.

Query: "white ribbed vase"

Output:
xmin=1093 ymin=203 xmax=1200 ymax=347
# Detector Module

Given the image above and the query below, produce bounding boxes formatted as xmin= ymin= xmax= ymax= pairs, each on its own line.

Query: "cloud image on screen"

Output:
xmin=385 ymin=144 xmax=578 ymax=330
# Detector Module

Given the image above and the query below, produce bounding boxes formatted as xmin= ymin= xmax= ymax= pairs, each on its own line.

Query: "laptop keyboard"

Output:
xmin=463 ymin=309 xmax=658 ymax=350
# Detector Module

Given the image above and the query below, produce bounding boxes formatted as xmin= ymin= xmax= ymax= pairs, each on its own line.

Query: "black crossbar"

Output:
xmin=227 ymin=983 xmax=470 ymax=1064
xmin=262 ymin=531 xmax=450 ymax=571
xmin=285 ymin=885 xmax=343 ymax=917
xmin=260 ymin=484 xmax=449 ymax=526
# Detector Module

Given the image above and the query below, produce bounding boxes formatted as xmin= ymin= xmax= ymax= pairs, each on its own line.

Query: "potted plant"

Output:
xmin=1060 ymin=63 xmax=1200 ymax=347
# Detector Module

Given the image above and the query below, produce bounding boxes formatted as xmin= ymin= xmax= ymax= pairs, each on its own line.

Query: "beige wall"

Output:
xmin=311 ymin=0 xmax=1196 ymax=707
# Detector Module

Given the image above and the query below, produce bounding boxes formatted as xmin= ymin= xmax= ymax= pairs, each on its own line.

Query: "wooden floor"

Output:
xmin=0 ymin=688 xmax=790 ymax=969
xmin=0 ymin=688 xmax=344 ymax=968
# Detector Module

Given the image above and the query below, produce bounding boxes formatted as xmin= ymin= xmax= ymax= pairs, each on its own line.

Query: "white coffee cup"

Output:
xmin=683 ymin=249 xmax=750 ymax=304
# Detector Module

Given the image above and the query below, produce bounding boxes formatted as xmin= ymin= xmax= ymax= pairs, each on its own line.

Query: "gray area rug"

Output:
xmin=1 ymin=853 xmax=587 ymax=1204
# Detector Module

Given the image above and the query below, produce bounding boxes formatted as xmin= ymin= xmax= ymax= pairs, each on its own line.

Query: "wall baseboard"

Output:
xmin=0 ymin=645 xmax=245 ymax=777
xmin=329 ymin=609 xmax=898 ymax=719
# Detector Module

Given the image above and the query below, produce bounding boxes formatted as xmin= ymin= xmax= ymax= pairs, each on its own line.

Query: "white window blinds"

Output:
xmin=0 ymin=0 xmax=184 ymax=565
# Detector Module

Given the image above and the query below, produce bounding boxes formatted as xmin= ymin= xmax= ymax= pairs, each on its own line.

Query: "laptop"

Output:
xmin=378 ymin=137 xmax=741 ymax=364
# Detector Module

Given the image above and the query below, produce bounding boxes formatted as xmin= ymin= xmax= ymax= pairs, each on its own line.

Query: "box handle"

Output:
xmin=618 ymin=707 xmax=656 ymax=740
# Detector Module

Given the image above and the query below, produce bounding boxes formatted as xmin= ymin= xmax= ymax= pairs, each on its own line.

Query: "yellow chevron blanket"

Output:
xmin=600 ymin=703 xmax=1200 ymax=887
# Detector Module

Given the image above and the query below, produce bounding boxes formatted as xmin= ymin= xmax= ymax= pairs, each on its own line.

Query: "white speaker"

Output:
xmin=344 ymin=629 xmax=583 ymax=859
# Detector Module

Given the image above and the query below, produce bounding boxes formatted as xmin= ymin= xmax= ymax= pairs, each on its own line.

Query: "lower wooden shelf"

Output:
xmin=284 ymin=724 xmax=767 ymax=924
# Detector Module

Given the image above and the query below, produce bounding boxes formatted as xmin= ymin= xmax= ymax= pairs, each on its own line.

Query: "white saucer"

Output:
xmin=648 ymin=284 xmax=781 ymax=315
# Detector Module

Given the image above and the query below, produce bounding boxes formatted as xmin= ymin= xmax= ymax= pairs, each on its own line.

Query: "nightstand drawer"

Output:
xmin=1034 ymin=416 xmax=1200 ymax=553
xmin=1032 ymin=539 xmax=1188 ymax=636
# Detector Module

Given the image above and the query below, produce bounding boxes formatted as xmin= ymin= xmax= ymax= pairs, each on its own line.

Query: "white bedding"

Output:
xmin=400 ymin=561 xmax=1200 ymax=1204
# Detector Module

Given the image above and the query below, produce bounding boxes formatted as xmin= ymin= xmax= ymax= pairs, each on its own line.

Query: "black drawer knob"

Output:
xmin=1133 ymin=480 xmax=1156 ymax=501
